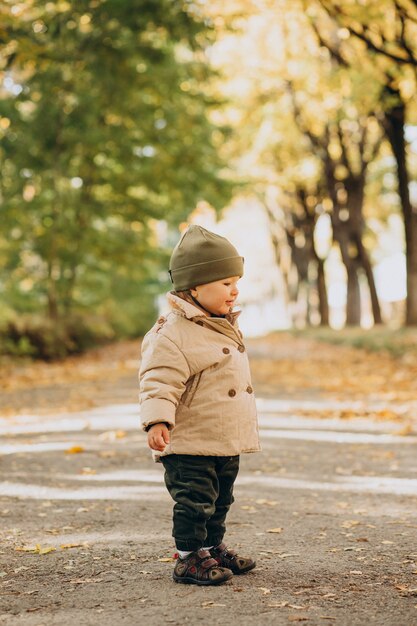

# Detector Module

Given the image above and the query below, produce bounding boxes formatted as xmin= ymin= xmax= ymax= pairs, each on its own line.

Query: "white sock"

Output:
xmin=203 ymin=545 xmax=214 ymax=551
xmin=177 ymin=550 xmax=192 ymax=559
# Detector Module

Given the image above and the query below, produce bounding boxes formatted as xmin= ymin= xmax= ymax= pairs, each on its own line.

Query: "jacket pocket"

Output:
xmin=181 ymin=372 xmax=202 ymax=408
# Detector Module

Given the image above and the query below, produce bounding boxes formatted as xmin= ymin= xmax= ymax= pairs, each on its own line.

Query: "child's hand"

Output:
xmin=147 ymin=423 xmax=170 ymax=452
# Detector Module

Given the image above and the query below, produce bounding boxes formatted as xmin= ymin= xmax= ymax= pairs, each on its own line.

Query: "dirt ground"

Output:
xmin=0 ymin=334 xmax=417 ymax=625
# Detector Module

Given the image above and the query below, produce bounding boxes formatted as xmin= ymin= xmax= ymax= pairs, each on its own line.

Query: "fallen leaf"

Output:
xmin=98 ymin=430 xmax=126 ymax=441
xmin=278 ymin=553 xmax=300 ymax=559
xmin=65 ymin=445 xmax=85 ymax=454
xmin=15 ymin=544 xmax=56 ymax=555
xmin=267 ymin=528 xmax=283 ymax=533
xmin=341 ymin=520 xmax=361 ymax=529
xmin=60 ymin=543 xmax=86 ymax=549
xmin=202 ymin=601 xmax=226 ymax=608
xmin=258 ymin=587 xmax=271 ymax=595
xmin=158 ymin=557 xmax=175 ymax=563
xmin=398 ymin=587 xmax=417 ymax=596
xmin=392 ymin=423 xmax=414 ymax=436
xmin=69 ymin=578 xmax=103 ymax=584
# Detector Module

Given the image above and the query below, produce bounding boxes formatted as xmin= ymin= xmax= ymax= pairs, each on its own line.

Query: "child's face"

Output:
xmin=190 ymin=276 xmax=240 ymax=317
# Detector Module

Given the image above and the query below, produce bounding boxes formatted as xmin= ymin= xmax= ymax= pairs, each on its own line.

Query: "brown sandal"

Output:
xmin=210 ymin=542 xmax=256 ymax=575
xmin=173 ymin=548 xmax=233 ymax=585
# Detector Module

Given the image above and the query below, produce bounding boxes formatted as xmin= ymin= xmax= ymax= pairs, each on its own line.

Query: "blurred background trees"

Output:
xmin=0 ymin=0 xmax=416 ymax=358
xmin=0 ymin=0 xmax=232 ymax=356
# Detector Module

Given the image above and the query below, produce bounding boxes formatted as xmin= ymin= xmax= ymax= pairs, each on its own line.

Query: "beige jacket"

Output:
xmin=139 ymin=292 xmax=260 ymax=461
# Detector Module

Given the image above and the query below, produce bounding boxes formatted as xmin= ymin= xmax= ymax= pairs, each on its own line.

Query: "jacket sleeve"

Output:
xmin=138 ymin=331 xmax=190 ymax=432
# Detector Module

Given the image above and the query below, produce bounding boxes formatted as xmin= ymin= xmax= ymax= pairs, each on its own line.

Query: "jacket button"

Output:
xmin=238 ymin=345 xmax=245 ymax=353
xmin=228 ymin=389 xmax=236 ymax=397
xmin=157 ymin=317 xmax=165 ymax=324
xmin=222 ymin=347 xmax=230 ymax=354
xmin=246 ymin=386 xmax=253 ymax=394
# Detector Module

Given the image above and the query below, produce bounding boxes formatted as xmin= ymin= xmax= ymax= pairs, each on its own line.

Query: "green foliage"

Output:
xmin=0 ymin=312 xmax=115 ymax=360
xmin=0 ymin=0 xmax=232 ymax=357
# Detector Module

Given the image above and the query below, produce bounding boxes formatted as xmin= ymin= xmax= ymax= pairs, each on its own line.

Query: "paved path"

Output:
xmin=1 ymin=398 xmax=416 ymax=625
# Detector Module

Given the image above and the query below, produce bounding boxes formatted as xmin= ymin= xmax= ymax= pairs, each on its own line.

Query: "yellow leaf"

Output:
xmin=60 ymin=543 xmax=85 ymax=549
xmin=80 ymin=467 xmax=96 ymax=475
xmin=15 ymin=544 xmax=54 ymax=554
xmin=15 ymin=545 xmax=37 ymax=552
xmin=392 ymin=423 xmax=414 ymax=436
xmin=157 ymin=557 xmax=175 ymax=562
xmin=267 ymin=528 xmax=283 ymax=533
xmin=341 ymin=520 xmax=361 ymax=529
xmin=65 ymin=445 xmax=85 ymax=454
xmin=35 ymin=544 xmax=56 ymax=555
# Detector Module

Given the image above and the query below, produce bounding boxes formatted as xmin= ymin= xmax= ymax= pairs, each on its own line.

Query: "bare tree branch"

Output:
xmin=309 ymin=19 xmax=350 ymax=68
xmin=318 ymin=0 xmax=417 ymax=66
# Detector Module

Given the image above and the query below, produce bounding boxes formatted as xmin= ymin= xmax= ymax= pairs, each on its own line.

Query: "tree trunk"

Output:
xmin=336 ymin=231 xmax=361 ymax=325
xmin=46 ymin=262 xmax=59 ymax=321
xmin=316 ymin=257 xmax=329 ymax=326
xmin=383 ymin=92 xmax=417 ymax=325
xmin=346 ymin=264 xmax=361 ymax=325
xmin=310 ymin=230 xmax=329 ymax=326
xmin=355 ymin=235 xmax=383 ymax=324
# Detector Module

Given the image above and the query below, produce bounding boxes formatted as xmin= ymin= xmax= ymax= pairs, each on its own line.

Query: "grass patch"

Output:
xmin=285 ymin=326 xmax=417 ymax=359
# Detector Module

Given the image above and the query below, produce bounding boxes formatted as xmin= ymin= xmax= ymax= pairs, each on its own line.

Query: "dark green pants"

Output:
xmin=161 ymin=454 xmax=240 ymax=552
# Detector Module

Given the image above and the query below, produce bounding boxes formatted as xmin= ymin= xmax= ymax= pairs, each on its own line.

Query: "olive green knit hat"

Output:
xmin=169 ymin=225 xmax=244 ymax=291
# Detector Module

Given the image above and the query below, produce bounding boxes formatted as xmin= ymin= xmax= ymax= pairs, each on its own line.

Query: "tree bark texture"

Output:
xmin=383 ymin=92 xmax=417 ymax=325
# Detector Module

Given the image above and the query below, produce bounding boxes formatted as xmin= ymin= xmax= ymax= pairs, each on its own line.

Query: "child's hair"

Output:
xmin=174 ymin=289 xmax=194 ymax=303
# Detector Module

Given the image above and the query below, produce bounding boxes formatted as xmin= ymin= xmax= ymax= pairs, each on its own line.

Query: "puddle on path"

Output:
xmin=236 ymin=474 xmax=417 ymax=496
xmin=0 ymin=482 xmax=167 ymax=500
xmin=19 ymin=531 xmax=171 ymax=547
xmin=259 ymin=428 xmax=417 ymax=445
xmin=0 ymin=411 xmax=411 ymax=446
xmin=1 ymin=399 xmax=413 ymax=437
xmin=257 ymin=398 xmax=415 ymax=414
xmin=0 ymin=441 xmax=90 ymax=455
xmin=1 ymin=425 xmax=413 ymax=456
xmin=1 ymin=471 xmax=416 ymax=499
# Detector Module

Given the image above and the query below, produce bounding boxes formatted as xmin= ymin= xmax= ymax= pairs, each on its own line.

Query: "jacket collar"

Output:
xmin=166 ymin=292 xmax=243 ymax=344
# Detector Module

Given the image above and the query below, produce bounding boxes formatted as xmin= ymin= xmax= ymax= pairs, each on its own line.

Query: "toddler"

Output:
xmin=139 ymin=224 xmax=260 ymax=585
